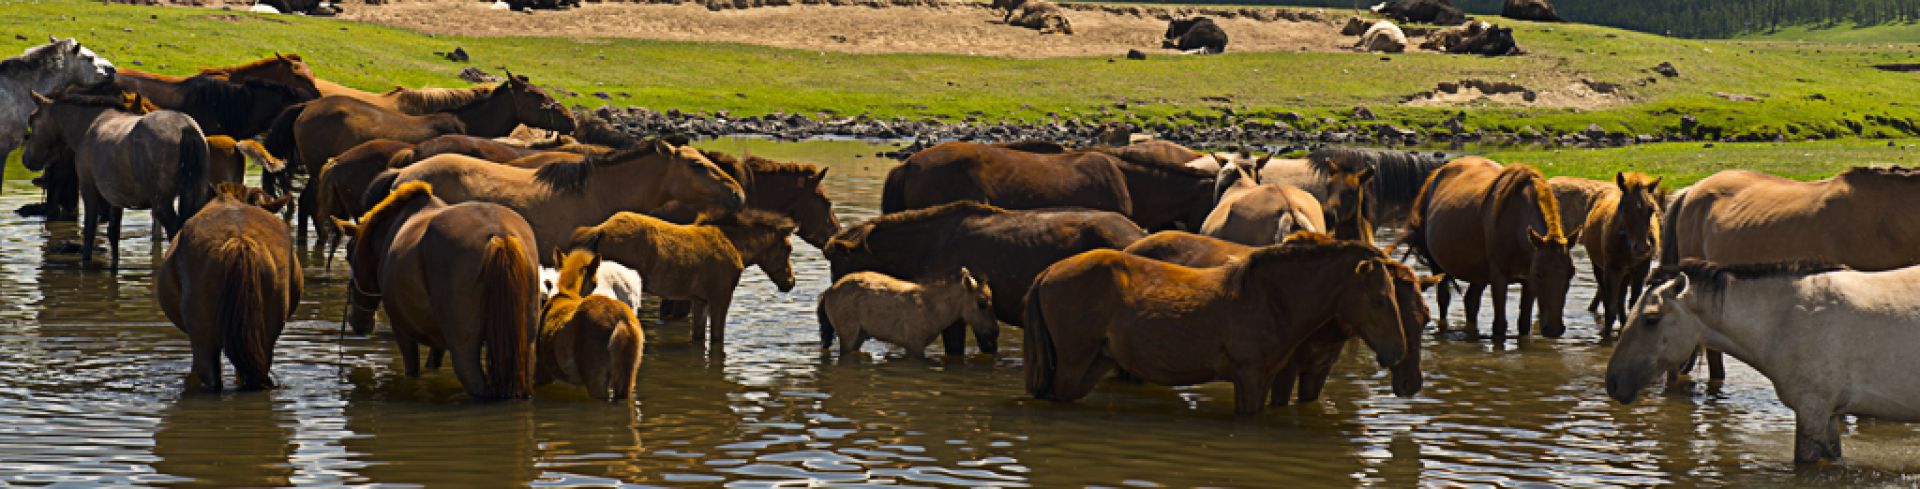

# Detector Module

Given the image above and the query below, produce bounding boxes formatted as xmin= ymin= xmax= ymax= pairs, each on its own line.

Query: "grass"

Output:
xmin=1740 ymin=22 xmax=1920 ymax=43
xmin=1484 ymin=138 xmax=1920 ymax=186
xmin=3 ymin=0 xmax=1919 ymax=143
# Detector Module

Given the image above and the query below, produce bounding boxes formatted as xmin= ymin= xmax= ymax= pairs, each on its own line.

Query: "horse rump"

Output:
xmin=175 ymin=126 xmax=211 ymax=229
xmin=1021 ymin=279 xmax=1058 ymax=399
xmin=881 ymin=164 xmax=909 ymax=214
xmin=480 ymin=235 xmax=536 ymax=399
xmin=219 ymin=238 xmax=276 ymax=390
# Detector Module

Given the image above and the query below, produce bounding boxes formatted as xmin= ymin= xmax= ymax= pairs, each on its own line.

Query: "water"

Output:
xmin=3 ymin=137 xmax=1920 ymax=487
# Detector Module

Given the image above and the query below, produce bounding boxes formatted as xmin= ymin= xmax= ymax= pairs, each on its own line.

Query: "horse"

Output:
xmin=266 ymin=74 xmax=577 ymax=242
xmin=540 ymin=258 xmax=644 ymax=310
xmin=21 ymin=88 xmax=156 ymax=222
xmin=538 ymin=245 xmax=644 ymax=400
xmin=1403 ymin=158 xmax=1579 ymax=339
xmin=1123 ymin=231 xmax=1436 ymax=406
xmin=1357 ymin=21 xmax=1409 ymax=53
xmin=377 ymin=140 xmax=746 ymax=266
xmin=1163 ymin=17 xmax=1229 ymax=54
xmin=156 ymin=183 xmax=303 ymax=392
xmin=205 ymin=135 xmax=288 ymax=187
xmin=309 ymin=78 xmax=496 ymax=115
xmin=335 ymin=182 xmax=539 ymax=399
xmin=888 ymin=141 xmax=1214 ymax=231
xmin=820 ymin=268 xmax=996 ymax=360
xmin=1660 ymin=166 xmax=1920 ymax=378
xmin=568 ymin=210 xmax=798 ymax=343
xmin=391 ymin=134 xmax=610 ymax=167
xmin=1023 ymin=239 xmax=1410 ymax=415
xmin=1227 ymin=148 xmax=1446 ymax=231
xmin=311 ymin=139 xmax=415 ymax=263
xmin=700 ymin=151 xmax=840 ymax=248
xmin=1202 ymin=166 xmax=1327 ymax=246
xmin=22 ymin=88 xmax=212 ymax=268
xmin=1 ymin=38 xmax=116 ymax=170
xmin=1574 ymin=173 xmax=1663 ymax=335
xmin=113 ymin=54 xmax=318 ymax=138
xmin=822 ymin=201 xmax=1146 ymax=356
xmin=1604 ymin=260 xmax=1920 ymax=465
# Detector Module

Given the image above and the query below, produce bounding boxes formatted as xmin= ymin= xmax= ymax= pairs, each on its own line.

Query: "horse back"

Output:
xmin=899 ymin=142 xmax=1129 ymax=213
xmin=1032 ymin=249 xmax=1242 ymax=383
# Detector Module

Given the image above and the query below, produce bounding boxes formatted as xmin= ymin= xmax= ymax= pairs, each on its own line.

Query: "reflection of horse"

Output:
xmin=1607 ymin=260 xmax=1920 ymax=465
xmin=158 ymin=184 xmax=302 ymax=391
xmin=538 ymin=245 xmax=644 ymax=400
xmin=152 ymin=392 xmax=294 ymax=486
xmin=22 ymin=87 xmax=212 ymax=268
xmin=337 ymin=182 xmax=539 ymax=399
xmin=1024 ymin=238 xmax=1410 ymax=415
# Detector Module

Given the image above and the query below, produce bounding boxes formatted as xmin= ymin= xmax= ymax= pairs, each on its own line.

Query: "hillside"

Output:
xmin=1089 ymin=0 xmax=1920 ymax=39
xmin=1739 ymin=21 xmax=1920 ymax=42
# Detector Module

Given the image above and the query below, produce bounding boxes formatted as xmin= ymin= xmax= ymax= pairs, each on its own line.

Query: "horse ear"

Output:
xmin=1668 ymin=273 xmax=1690 ymax=296
xmin=1615 ymin=172 xmax=1629 ymax=191
xmin=1528 ymin=228 xmax=1547 ymax=245
xmin=1352 ymin=259 xmax=1375 ymax=275
xmin=1565 ymin=226 xmax=1583 ymax=246
xmin=959 ymin=267 xmax=977 ymax=287
xmin=1651 ymin=176 xmax=1664 ymax=189
xmin=808 ymin=168 xmax=828 ymax=186
xmin=552 ymin=247 xmax=566 ymax=268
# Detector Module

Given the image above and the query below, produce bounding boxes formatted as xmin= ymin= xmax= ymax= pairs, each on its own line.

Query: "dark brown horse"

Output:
xmin=1403 ymin=158 xmax=1580 ymax=339
xmin=114 ymin=53 xmax=320 ymax=116
xmin=311 ymin=139 xmax=416 ymax=262
xmin=700 ymin=150 xmax=841 ymax=248
xmin=1123 ymin=231 xmax=1435 ymax=406
xmin=115 ymin=60 xmax=317 ymax=139
xmin=267 ymin=74 xmax=577 ymax=242
xmin=1024 ymin=241 xmax=1409 ymax=415
xmin=157 ymin=184 xmax=303 ymax=392
xmin=883 ymin=141 xmax=1132 ymax=217
xmin=336 ymin=182 xmax=540 ymax=399
xmin=821 ymin=201 xmax=1147 ymax=355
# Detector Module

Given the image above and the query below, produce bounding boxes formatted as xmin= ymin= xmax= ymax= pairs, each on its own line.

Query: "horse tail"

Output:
xmin=1398 ymin=162 xmax=1444 ymax=273
xmin=263 ymin=102 xmax=305 ymax=164
xmin=176 ymin=125 xmax=211 ymax=224
xmin=1658 ymin=187 xmax=1687 ymax=269
xmin=880 ymin=164 xmax=909 ymax=214
xmin=817 ymin=299 xmax=836 ymax=348
xmin=1022 ymin=276 xmax=1057 ymax=399
xmin=218 ymin=237 xmax=276 ymax=389
xmin=480 ymin=234 xmax=536 ymax=399
xmin=361 ymin=171 xmax=403 ymax=218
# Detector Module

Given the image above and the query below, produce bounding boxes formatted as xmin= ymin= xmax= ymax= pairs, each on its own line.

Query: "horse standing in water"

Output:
xmin=1403 ymin=158 xmax=1579 ymax=339
xmin=336 ymin=182 xmax=540 ymax=399
xmin=0 ymin=37 xmax=117 ymax=164
xmin=157 ymin=184 xmax=303 ymax=392
xmin=1606 ymin=260 xmax=1920 ymax=465
xmin=538 ymin=244 xmax=644 ymax=400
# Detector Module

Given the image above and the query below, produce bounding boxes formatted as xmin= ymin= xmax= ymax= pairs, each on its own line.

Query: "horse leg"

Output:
xmin=1232 ymin=366 xmax=1278 ymax=415
xmin=1489 ymin=281 xmax=1510 ymax=340
xmin=1517 ymin=283 xmax=1534 ymax=337
xmin=106 ymin=208 xmax=124 ymax=271
xmin=941 ymin=321 xmax=967 ymax=358
xmin=1269 ymin=364 xmax=1300 ymax=407
xmin=393 ymin=326 xmax=424 ymax=377
xmin=189 ymin=335 xmax=223 ymax=392
xmin=1434 ymin=278 xmax=1453 ymax=333
xmin=689 ymin=299 xmax=708 ymax=342
xmin=1707 ymin=349 xmax=1726 ymax=379
xmin=1793 ymin=409 xmax=1844 ymax=464
xmin=79 ymin=191 xmax=103 ymax=267
xmin=448 ymin=340 xmax=490 ymax=399
xmin=707 ymin=295 xmax=731 ymax=344
xmin=1463 ymin=283 xmax=1487 ymax=337
xmin=296 ymin=188 xmax=315 ymax=245
xmin=425 ymin=348 xmax=445 ymax=371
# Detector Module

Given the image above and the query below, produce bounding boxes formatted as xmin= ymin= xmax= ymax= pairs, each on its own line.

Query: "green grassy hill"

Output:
xmin=1740 ymin=22 xmax=1920 ymax=42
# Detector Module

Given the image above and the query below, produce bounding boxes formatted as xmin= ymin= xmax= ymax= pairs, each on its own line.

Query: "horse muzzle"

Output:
xmin=1604 ymin=371 xmax=1643 ymax=405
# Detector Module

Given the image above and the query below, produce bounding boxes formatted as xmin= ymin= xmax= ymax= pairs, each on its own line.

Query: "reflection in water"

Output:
xmin=2 ymin=138 xmax=1920 ymax=486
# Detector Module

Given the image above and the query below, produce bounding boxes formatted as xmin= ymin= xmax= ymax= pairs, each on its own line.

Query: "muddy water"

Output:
xmin=3 ymin=137 xmax=1919 ymax=487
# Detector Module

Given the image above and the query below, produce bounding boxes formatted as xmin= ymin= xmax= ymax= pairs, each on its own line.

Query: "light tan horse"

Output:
xmin=820 ymin=268 xmax=996 ymax=359
xmin=539 ymin=245 xmax=644 ymax=400
xmin=157 ymin=184 xmax=303 ymax=392
xmin=1404 ymin=158 xmax=1579 ymax=339
xmin=1661 ymin=166 xmax=1920 ymax=378
xmin=1201 ymin=165 xmax=1328 ymax=246
xmin=569 ymin=210 xmax=798 ymax=343
xmin=1024 ymin=240 xmax=1409 ymax=415
xmin=380 ymin=141 xmax=746 ymax=266
xmin=205 ymin=136 xmax=287 ymax=187
xmin=1577 ymin=173 xmax=1663 ymax=335
xmin=335 ymin=182 xmax=540 ymax=399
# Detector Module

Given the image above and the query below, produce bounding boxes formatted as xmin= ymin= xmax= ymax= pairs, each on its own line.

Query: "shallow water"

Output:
xmin=3 ymin=137 xmax=1919 ymax=487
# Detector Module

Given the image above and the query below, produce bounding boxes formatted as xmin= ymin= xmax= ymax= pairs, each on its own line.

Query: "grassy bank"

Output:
xmin=4 ymin=0 xmax=1920 ymax=142
xmin=1740 ymin=22 xmax=1920 ymax=43
xmin=1485 ymin=138 xmax=1920 ymax=186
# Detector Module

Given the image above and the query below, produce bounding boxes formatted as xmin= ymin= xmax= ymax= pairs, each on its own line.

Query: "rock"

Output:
xmin=1126 ymin=49 xmax=1147 ymax=60
xmin=1584 ymin=123 xmax=1606 ymax=138
xmin=592 ymin=92 xmax=611 ymax=100
xmin=1653 ymin=61 xmax=1679 ymax=77
xmin=1352 ymin=106 xmax=1376 ymax=120
xmin=457 ymin=66 xmax=501 ymax=84
xmin=441 ymin=47 xmax=470 ymax=63
xmin=1712 ymin=92 xmax=1762 ymax=102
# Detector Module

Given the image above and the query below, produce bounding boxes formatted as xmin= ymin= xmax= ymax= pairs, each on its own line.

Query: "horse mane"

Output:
xmin=534 ymin=141 xmax=667 ymax=193
xmin=827 ymin=201 xmax=1004 ymax=254
xmin=1618 ymin=171 xmax=1662 ymax=191
xmin=202 ymin=55 xmax=305 ymax=77
xmin=1278 ymin=230 xmax=1337 ymax=245
xmin=745 ymin=157 xmax=821 ymax=176
xmin=1311 ymin=148 xmax=1448 ymax=211
xmin=47 ymin=83 xmax=139 ymax=109
xmin=1489 ymin=164 xmax=1566 ymax=240
xmin=1840 ymin=166 xmax=1920 ymax=182
xmin=994 ymin=140 xmax=1069 ymax=153
xmin=390 ymin=85 xmax=497 ymax=114
xmin=572 ymin=115 xmax=641 ymax=148
xmin=357 ymin=181 xmax=437 ymax=233
xmin=0 ymin=41 xmax=64 ymax=79
xmin=213 ymin=182 xmax=251 ymax=201
xmin=1674 ymin=259 xmax=1849 ymax=292
xmin=1247 ymin=236 xmax=1387 ymax=265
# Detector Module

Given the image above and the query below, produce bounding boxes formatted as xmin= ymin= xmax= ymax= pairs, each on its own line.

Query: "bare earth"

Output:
xmin=336 ymin=0 xmax=1356 ymax=58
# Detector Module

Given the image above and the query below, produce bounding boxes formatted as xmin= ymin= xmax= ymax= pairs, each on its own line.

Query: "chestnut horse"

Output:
xmin=114 ymin=54 xmax=318 ymax=139
xmin=205 ymin=135 xmax=288 ymax=187
xmin=1574 ymin=172 xmax=1663 ymax=335
xmin=569 ymin=210 xmax=798 ymax=343
xmin=336 ymin=182 xmax=539 ymax=399
xmin=886 ymin=141 xmax=1215 ymax=231
xmin=1660 ymin=166 xmax=1920 ymax=378
xmin=157 ymin=184 xmax=303 ymax=392
xmin=539 ymin=244 xmax=644 ymax=400
xmin=1123 ymin=231 xmax=1434 ymax=406
xmin=310 ymin=78 xmax=496 ymax=115
xmin=378 ymin=140 xmax=746 ymax=266
xmin=1404 ymin=158 xmax=1579 ymax=339
xmin=266 ymin=74 xmax=577 ymax=242
xmin=822 ymin=201 xmax=1147 ymax=355
xmin=701 ymin=151 xmax=841 ymax=248
xmin=1024 ymin=240 xmax=1410 ymax=415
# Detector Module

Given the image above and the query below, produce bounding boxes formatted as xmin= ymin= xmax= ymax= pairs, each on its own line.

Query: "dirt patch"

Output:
xmin=328 ymin=0 xmax=1357 ymax=58
xmin=1401 ymin=78 xmax=1624 ymax=109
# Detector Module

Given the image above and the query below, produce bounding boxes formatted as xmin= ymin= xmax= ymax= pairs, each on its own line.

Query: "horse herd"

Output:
xmin=8 ymin=38 xmax=1920 ymax=465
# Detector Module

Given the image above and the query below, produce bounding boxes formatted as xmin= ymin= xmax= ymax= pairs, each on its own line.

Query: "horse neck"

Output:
xmin=46 ymin=103 xmax=115 ymax=143
xmin=1493 ymin=181 xmax=1553 ymax=251
xmin=449 ymin=95 xmax=521 ymax=137
xmin=747 ymin=170 xmax=803 ymax=208
xmin=1691 ymin=278 xmax=1783 ymax=377
xmin=715 ymin=225 xmax=770 ymax=264
xmin=1241 ymin=253 xmax=1354 ymax=340
xmin=593 ymin=223 xmax=665 ymax=271
xmin=355 ymin=197 xmax=443 ymax=285
xmin=418 ymin=112 xmax=469 ymax=136
xmin=1332 ymin=213 xmax=1374 ymax=242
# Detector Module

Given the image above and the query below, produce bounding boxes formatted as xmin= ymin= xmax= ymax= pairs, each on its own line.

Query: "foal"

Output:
xmin=820 ymin=268 xmax=996 ymax=359
xmin=538 ymin=245 xmax=644 ymax=400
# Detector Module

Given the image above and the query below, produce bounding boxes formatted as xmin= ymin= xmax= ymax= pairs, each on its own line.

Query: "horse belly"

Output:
xmin=1105 ymin=320 xmax=1230 ymax=386
xmin=1423 ymin=205 xmax=1491 ymax=281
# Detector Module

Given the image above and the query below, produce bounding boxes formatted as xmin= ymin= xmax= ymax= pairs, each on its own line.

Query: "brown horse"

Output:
xmin=1024 ymin=240 xmax=1409 ymax=415
xmin=379 ymin=140 xmax=746 ymax=266
xmin=205 ymin=136 xmax=288 ymax=187
xmin=1660 ymin=166 xmax=1920 ymax=378
xmin=1404 ymin=158 xmax=1580 ymax=339
xmin=883 ymin=141 xmax=1132 ymax=216
xmin=539 ymin=244 xmax=644 ymax=400
xmin=1202 ymin=166 xmax=1328 ymax=246
xmin=701 ymin=151 xmax=841 ymax=248
xmin=336 ymin=182 xmax=540 ymax=399
xmin=569 ymin=210 xmax=798 ymax=343
xmin=310 ymin=78 xmax=496 ymax=115
xmin=312 ymin=139 xmax=415 ymax=262
xmin=21 ymin=88 xmax=212 ymax=268
xmin=266 ymin=74 xmax=577 ymax=242
xmin=393 ymin=134 xmax=611 ymax=168
xmin=1232 ymin=148 xmax=1446 ymax=230
xmin=114 ymin=62 xmax=316 ymax=139
xmin=157 ymin=184 xmax=303 ymax=392
xmin=1574 ymin=173 xmax=1663 ymax=335
xmin=1123 ymin=231 xmax=1435 ymax=406
xmin=114 ymin=53 xmax=319 ymax=117
xmin=822 ymin=201 xmax=1147 ymax=355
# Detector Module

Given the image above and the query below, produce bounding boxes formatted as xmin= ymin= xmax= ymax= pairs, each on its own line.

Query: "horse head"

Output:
xmin=1615 ymin=172 xmax=1665 ymax=260
xmin=38 ymin=37 xmax=116 ymax=89
xmin=1605 ymin=272 xmax=1703 ymax=404
xmin=498 ymin=72 xmax=576 ymax=134
xmin=1526 ymin=224 xmax=1582 ymax=338
xmin=956 ymin=267 xmax=999 ymax=354
xmin=20 ymin=91 xmax=66 ymax=173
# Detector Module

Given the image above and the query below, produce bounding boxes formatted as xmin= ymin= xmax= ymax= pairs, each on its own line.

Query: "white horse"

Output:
xmin=1605 ymin=261 xmax=1920 ymax=464
xmin=1 ymin=37 xmax=116 ymax=162
xmin=540 ymin=260 xmax=643 ymax=310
